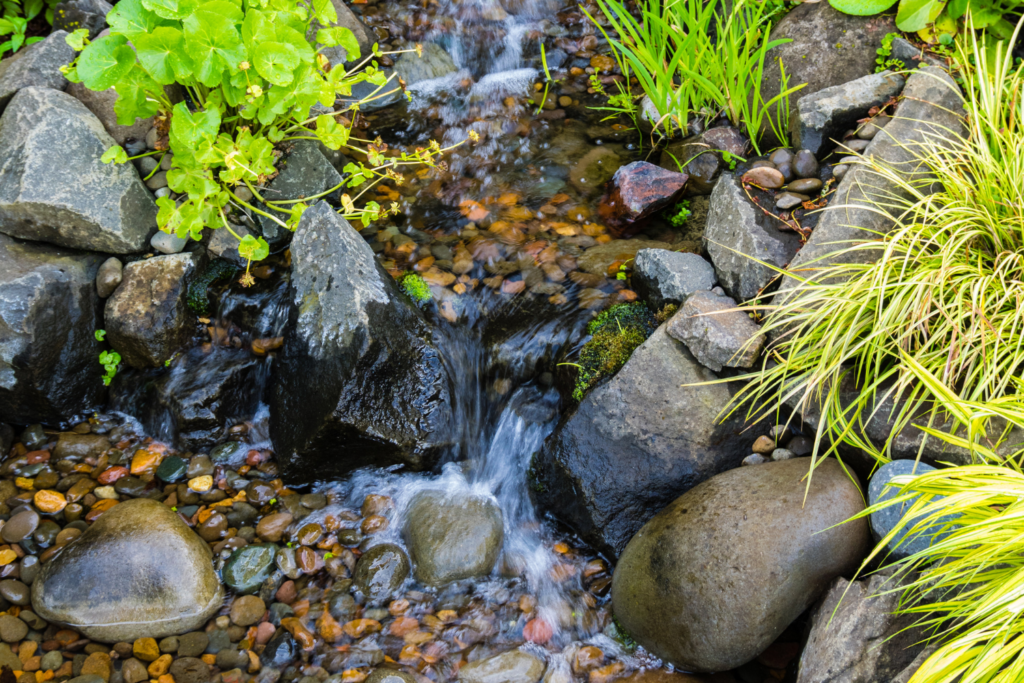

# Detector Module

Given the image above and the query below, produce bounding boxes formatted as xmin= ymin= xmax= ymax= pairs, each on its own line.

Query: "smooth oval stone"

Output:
xmin=741 ymin=166 xmax=784 ymax=189
xmin=404 ymin=491 xmax=503 ymax=585
xmin=457 ymin=649 xmax=544 ymax=683
xmin=222 ymin=544 xmax=277 ymax=594
xmin=787 ymin=178 xmax=823 ymax=194
xmin=775 ymin=161 xmax=794 ymax=183
xmin=353 ymin=543 xmax=409 ymax=603
xmin=96 ymin=258 xmax=123 ymax=299
xmin=749 ymin=159 xmax=776 ymax=169
xmin=3 ymin=509 xmax=39 ymax=543
xmin=365 ymin=670 xmax=416 ymax=683
xmin=868 ymin=460 xmax=954 ymax=562
xmin=612 ymin=457 xmax=868 ymax=673
xmin=0 ymin=580 xmax=29 ymax=606
xmin=775 ymin=192 xmax=809 ymax=210
xmin=843 ymin=138 xmax=870 ymax=153
xmin=32 ymin=498 xmax=223 ymax=642
xmin=768 ymin=148 xmax=793 ymax=166
xmin=156 ymin=456 xmax=188 ymax=483
xmin=857 ymin=115 xmax=891 ymax=139
xmin=833 ymin=163 xmax=850 ymax=180
xmin=793 ymin=150 xmax=819 ymax=179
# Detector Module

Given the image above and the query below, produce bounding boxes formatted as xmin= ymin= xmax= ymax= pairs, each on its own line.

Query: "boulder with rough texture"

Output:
xmin=666 ymin=290 xmax=764 ymax=371
xmin=104 ymin=253 xmax=197 ymax=368
xmin=269 ymin=202 xmax=454 ymax=483
xmin=397 ymin=43 xmax=458 ymax=89
xmin=457 ymin=649 xmax=545 ymax=683
xmin=797 ymin=571 xmax=929 ymax=683
xmin=632 ymin=249 xmax=716 ymax=310
xmin=32 ymin=498 xmax=223 ymax=642
xmin=778 ymin=67 xmax=966 ymax=299
xmin=612 ymin=457 xmax=869 ymax=672
xmin=704 ymin=173 xmax=801 ymax=301
xmin=0 ymin=87 xmax=157 ymax=253
xmin=576 ymin=238 xmax=672 ymax=276
xmin=404 ymin=490 xmax=503 ymax=585
xmin=759 ymin=3 xmax=896 ymax=145
xmin=533 ymin=326 xmax=761 ymax=557
xmin=0 ymin=32 xmax=74 ymax=113
xmin=597 ymin=161 xmax=689 ymax=237
xmin=66 ymin=83 xmax=154 ymax=147
xmin=0 ymin=234 xmax=104 ymax=424
xmin=52 ymin=0 xmax=113 ymax=38
xmin=795 ymin=71 xmax=906 ymax=155
xmin=259 ymin=141 xmax=343 ymax=247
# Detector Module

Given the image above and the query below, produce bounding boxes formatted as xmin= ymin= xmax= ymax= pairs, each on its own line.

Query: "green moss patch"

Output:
xmin=398 ymin=272 xmax=431 ymax=307
xmin=187 ymin=259 xmax=238 ymax=315
xmin=572 ymin=302 xmax=657 ymax=401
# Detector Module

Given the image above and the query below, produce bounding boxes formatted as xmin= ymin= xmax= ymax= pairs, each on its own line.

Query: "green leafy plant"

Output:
xmin=571 ymin=302 xmax=657 ymax=401
xmin=667 ymin=200 xmax=692 ymax=227
xmin=830 ymin=0 xmax=1019 ymax=39
xmin=875 ymin=31 xmax=908 ymax=72
xmin=725 ymin=21 xmax=1024 ymax=469
xmin=62 ymin=0 xmax=466 ymax=274
xmin=0 ymin=0 xmax=57 ymax=58
xmin=94 ymin=330 xmax=121 ymax=386
xmin=585 ymin=0 xmax=804 ymax=152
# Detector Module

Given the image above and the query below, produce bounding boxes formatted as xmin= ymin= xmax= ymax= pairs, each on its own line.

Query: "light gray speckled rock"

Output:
xmin=795 ymin=71 xmax=905 ymax=155
xmin=632 ymin=248 xmax=716 ymax=310
xmin=0 ymin=87 xmax=157 ymax=253
xmin=667 ymin=290 xmax=763 ymax=371
xmin=0 ymin=32 xmax=74 ymax=113
xmin=67 ymin=81 xmax=155 ymax=146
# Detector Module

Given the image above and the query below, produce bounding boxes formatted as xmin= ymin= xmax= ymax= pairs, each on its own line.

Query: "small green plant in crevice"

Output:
xmin=398 ymin=271 xmax=431 ymax=307
xmin=606 ymin=617 xmax=637 ymax=652
xmin=875 ymin=32 xmax=907 ymax=72
xmin=667 ymin=200 xmax=692 ymax=227
xmin=0 ymin=0 xmax=56 ymax=58
xmin=187 ymin=259 xmax=239 ymax=315
xmin=571 ymin=302 xmax=657 ymax=401
xmin=94 ymin=330 xmax=121 ymax=386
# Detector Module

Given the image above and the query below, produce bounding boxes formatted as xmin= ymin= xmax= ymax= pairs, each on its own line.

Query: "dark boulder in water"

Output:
xmin=270 ymin=201 xmax=454 ymax=484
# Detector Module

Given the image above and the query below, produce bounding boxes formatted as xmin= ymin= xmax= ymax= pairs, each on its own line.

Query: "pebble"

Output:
xmin=742 ymin=454 xmax=767 ymax=466
xmin=229 ymin=595 xmax=266 ymax=626
xmin=771 ymin=448 xmax=796 ymax=461
xmin=767 ymin=149 xmax=793 ymax=166
xmin=177 ymin=633 xmax=209 ymax=659
xmin=857 ymin=115 xmax=891 ymax=139
xmin=842 ymin=138 xmax=870 ymax=154
xmin=168 ymin=657 xmax=210 ymax=683
xmin=3 ymin=509 xmax=39 ymax=542
xmin=121 ymin=659 xmax=148 ymax=683
xmin=255 ymin=512 xmax=291 ymax=542
xmin=136 ymin=157 xmax=158 ymax=176
xmin=145 ymin=171 xmax=168 ymax=191
xmin=793 ymin=150 xmax=819 ymax=178
xmin=188 ymin=476 xmax=213 ymax=493
xmin=787 ymin=435 xmax=814 ymax=456
xmin=0 ymin=579 xmax=30 ymax=605
xmin=96 ymin=258 xmax=123 ymax=298
xmin=774 ymin=192 xmax=808 ymax=210
xmin=81 ymin=653 xmax=112 ymax=682
xmin=151 ymin=231 xmax=188 ymax=254
xmin=133 ymin=638 xmax=160 ymax=662
xmin=160 ymin=154 xmax=174 ymax=171
xmin=769 ymin=425 xmax=791 ymax=444
xmin=742 ymin=166 xmax=784 ymax=189
xmin=33 ymin=489 xmax=66 ymax=513
xmin=787 ymin=178 xmax=823 ymax=194
xmin=751 ymin=436 xmax=775 ymax=455
xmin=145 ymin=127 xmax=160 ymax=149
xmin=833 ymin=163 xmax=851 ymax=180
xmin=775 ymin=161 xmax=794 ymax=183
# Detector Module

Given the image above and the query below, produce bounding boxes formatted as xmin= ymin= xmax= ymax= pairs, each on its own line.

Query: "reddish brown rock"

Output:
xmin=598 ymin=162 xmax=689 ymax=237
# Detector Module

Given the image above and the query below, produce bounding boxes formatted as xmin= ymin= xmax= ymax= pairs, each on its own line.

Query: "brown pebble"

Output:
xmin=81 ymin=652 xmax=112 ymax=682
xmin=751 ymin=436 xmax=776 ymax=455
xmin=742 ymin=166 xmax=785 ymax=189
xmin=133 ymin=638 xmax=160 ymax=662
xmin=787 ymin=178 xmax=823 ymax=194
xmin=361 ymin=515 xmax=388 ymax=535
xmin=276 ymin=580 xmax=297 ymax=604
xmin=229 ymin=595 xmax=266 ymax=627
xmin=147 ymin=654 xmax=172 ymax=677
xmin=255 ymin=512 xmax=292 ymax=543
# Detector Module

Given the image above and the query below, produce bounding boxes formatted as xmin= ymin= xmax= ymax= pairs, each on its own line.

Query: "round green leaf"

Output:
xmin=134 ymin=26 xmax=193 ymax=84
xmin=253 ymin=41 xmax=299 ymax=86
xmin=895 ymin=0 xmax=946 ymax=31
xmin=828 ymin=0 xmax=898 ymax=15
xmin=78 ymin=34 xmax=137 ymax=91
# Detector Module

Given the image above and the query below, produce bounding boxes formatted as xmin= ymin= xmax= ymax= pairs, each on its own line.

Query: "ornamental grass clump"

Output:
xmin=726 ymin=19 xmax=1024 ymax=468
xmin=61 ymin=0 xmax=466 ymax=273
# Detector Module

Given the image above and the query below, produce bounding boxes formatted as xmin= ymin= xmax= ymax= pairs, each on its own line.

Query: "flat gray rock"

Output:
xmin=795 ymin=70 xmax=905 ymax=155
xmin=0 ymin=233 xmax=103 ymax=424
xmin=667 ymin=290 xmax=764 ymax=371
xmin=0 ymin=32 xmax=74 ymax=113
xmin=258 ymin=140 xmax=343 ymax=247
xmin=0 ymin=87 xmax=157 ymax=253
xmin=632 ymin=248 xmax=715 ymax=310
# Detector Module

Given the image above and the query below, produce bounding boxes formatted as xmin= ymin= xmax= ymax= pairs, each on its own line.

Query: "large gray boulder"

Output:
xmin=0 ymin=234 xmax=104 ymax=424
xmin=397 ymin=43 xmax=458 ymax=90
xmin=797 ymin=570 xmax=929 ymax=683
xmin=666 ymin=289 xmax=764 ymax=371
xmin=258 ymin=140 xmax=343 ymax=247
xmin=269 ymin=201 xmax=454 ymax=483
xmin=104 ymin=253 xmax=198 ymax=368
xmin=632 ymin=249 xmax=716 ymax=310
xmin=53 ymin=0 xmax=114 ymax=38
xmin=0 ymin=32 xmax=74 ymax=113
xmin=532 ymin=325 xmax=762 ymax=557
xmin=66 ymin=82 xmax=154 ymax=147
xmin=0 ymin=87 xmax=157 ymax=253
xmin=404 ymin=490 xmax=503 ymax=585
xmin=32 ymin=498 xmax=223 ymax=642
xmin=794 ymin=70 xmax=905 ymax=156
xmin=705 ymin=173 xmax=802 ymax=301
xmin=612 ymin=457 xmax=869 ymax=672
xmin=759 ymin=3 xmax=896 ymax=146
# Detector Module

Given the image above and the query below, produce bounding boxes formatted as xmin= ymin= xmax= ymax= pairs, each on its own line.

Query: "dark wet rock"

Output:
xmin=0 ymin=33 xmax=74 ymax=113
xmin=67 ymin=82 xmax=155 ymax=149
xmin=105 ymin=253 xmax=198 ymax=369
xmin=0 ymin=87 xmax=157 ymax=253
xmin=156 ymin=456 xmax=188 ymax=483
xmin=533 ymin=326 xmax=762 ymax=557
xmin=797 ymin=570 xmax=929 ymax=683
xmin=0 ymin=234 xmax=103 ymax=425
xmin=352 ymin=543 xmax=410 ymax=603
xmin=704 ymin=174 xmax=802 ymax=301
xmin=794 ymin=71 xmax=905 ymax=155
xmin=778 ymin=68 xmax=966 ymax=306
xmin=792 ymin=149 xmax=819 ymax=178
xmin=632 ymin=249 xmax=716 ymax=310
xmin=666 ymin=290 xmax=763 ymax=371
xmin=317 ymin=0 xmax=376 ymax=66
xmin=260 ymin=630 xmax=297 ymax=669
xmin=659 ymin=137 xmax=720 ymax=195
xmin=269 ymin=202 xmax=454 ymax=483
xmin=612 ymin=457 xmax=868 ymax=672
xmin=576 ymin=238 xmax=672 ymax=277
xmin=597 ymin=162 xmax=688 ymax=237
xmin=32 ymin=498 xmax=223 ymax=642
xmin=223 ymin=543 xmax=278 ymax=595
xmin=787 ymin=178 xmax=822 ymax=194
xmin=0 ymin=579 xmax=30 ymax=605
xmin=54 ymin=433 xmax=110 ymax=460
xmin=53 ymin=0 xmax=112 ymax=38
xmin=259 ymin=141 xmax=343 ymax=247
xmin=759 ymin=3 xmax=896 ymax=146
xmin=868 ymin=460 xmax=953 ymax=562
xmin=457 ymin=649 xmax=545 ymax=683
xmin=168 ymin=658 xmax=211 ymax=683
xmin=568 ymin=146 xmax=622 ymax=196
xmin=404 ymin=491 xmax=503 ymax=585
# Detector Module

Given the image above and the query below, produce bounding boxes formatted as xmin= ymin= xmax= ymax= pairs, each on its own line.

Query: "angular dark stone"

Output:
xmin=0 ymin=32 xmax=74 ymax=114
xmin=597 ymin=161 xmax=688 ymax=238
xmin=794 ymin=71 xmax=905 ymax=156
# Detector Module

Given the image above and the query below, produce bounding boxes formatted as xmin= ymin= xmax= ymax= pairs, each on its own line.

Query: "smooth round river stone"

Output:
xmin=404 ymin=490 xmax=503 ymax=585
xmin=612 ymin=457 xmax=868 ymax=673
xmin=741 ymin=166 xmax=784 ymax=189
xmin=31 ymin=499 xmax=223 ymax=642
xmin=353 ymin=543 xmax=409 ymax=603
xmin=787 ymin=178 xmax=823 ymax=194
xmin=222 ymin=543 xmax=277 ymax=594
xmin=775 ymin=192 xmax=809 ymax=210
xmin=868 ymin=460 xmax=954 ymax=562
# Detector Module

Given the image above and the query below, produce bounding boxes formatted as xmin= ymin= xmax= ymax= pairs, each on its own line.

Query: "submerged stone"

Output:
xmin=404 ymin=490 xmax=503 ymax=585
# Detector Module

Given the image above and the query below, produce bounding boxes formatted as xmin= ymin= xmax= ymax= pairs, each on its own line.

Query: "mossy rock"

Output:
xmin=573 ymin=302 xmax=657 ymax=401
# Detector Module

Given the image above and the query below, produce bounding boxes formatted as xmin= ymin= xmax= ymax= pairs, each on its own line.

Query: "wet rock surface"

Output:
xmin=666 ymin=290 xmax=763 ymax=371
xmin=32 ymin=499 xmax=223 ymax=642
xmin=0 ymin=87 xmax=158 ymax=253
xmin=613 ymin=457 xmax=869 ymax=672
xmin=404 ymin=490 xmax=503 ymax=585
xmin=0 ymin=234 xmax=103 ymax=424
xmin=597 ymin=161 xmax=688 ymax=237
xmin=258 ymin=141 xmax=343 ymax=247
xmin=632 ymin=249 xmax=716 ymax=310
xmin=795 ymin=70 xmax=905 ymax=155
xmin=0 ymin=32 xmax=74 ymax=113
